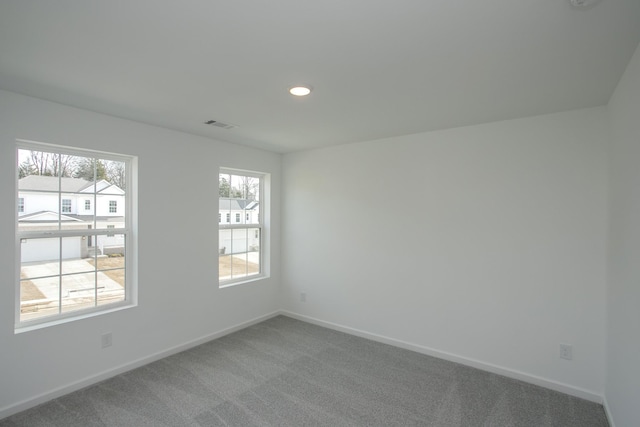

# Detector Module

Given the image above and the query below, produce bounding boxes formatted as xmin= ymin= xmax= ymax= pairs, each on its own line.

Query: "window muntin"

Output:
xmin=18 ymin=197 xmax=24 ymax=213
xmin=16 ymin=142 xmax=135 ymax=329
xmin=219 ymin=169 xmax=264 ymax=285
xmin=109 ymin=200 xmax=117 ymax=213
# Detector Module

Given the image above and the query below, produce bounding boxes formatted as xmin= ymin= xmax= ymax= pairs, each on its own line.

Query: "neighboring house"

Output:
xmin=18 ymin=176 xmax=126 ymax=262
xmin=218 ymin=198 xmax=259 ymax=255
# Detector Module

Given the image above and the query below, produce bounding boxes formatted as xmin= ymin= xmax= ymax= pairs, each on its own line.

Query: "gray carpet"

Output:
xmin=0 ymin=315 xmax=608 ymax=426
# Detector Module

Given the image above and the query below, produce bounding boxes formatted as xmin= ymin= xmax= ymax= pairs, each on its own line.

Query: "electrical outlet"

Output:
xmin=300 ymin=292 xmax=307 ymax=302
xmin=101 ymin=333 xmax=113 ymax=349
xmin=559 ymin=343 xmax=572 ymax=360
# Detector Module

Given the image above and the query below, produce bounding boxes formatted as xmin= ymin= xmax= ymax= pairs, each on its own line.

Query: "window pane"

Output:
xmin=231 ymin=253 xmax=249 ymax=279
xmin=61 ymin=273 xmax=96 ymax=313
xmin=247 ymin=227 xmax=260 ymax=276
xmin=17 ymin=190 xmax=61 ymax=232
xmin=219 ymin=228 xmax=261 ymax=281
xmin=96 ymin=236 xmax=125 ymax=302
xmin=92 ymin=232 xmax=126 ymax=257
xmin=219 ymin=229 xmax=230 ymax=257
xmin=230 ymin=228 xmax=247 ymax=253
xmin=21 ymin=237 xmax=61 ymax=273
xmin=61 ymin=236 xmax=95 ymax=275
xmin=219 ymin=254 xmax=232 ymax=281
xmin=219 ymin=173 xmax=231 ymax=198
xmin=97 ymin=269 xmax=125 ymax=306
xmin=18 ymin=149 xmax=63 ymax=178
xmin=20 ymin=277 xmax=60 ymax=322
xmin=246 ymin=204 xmax=260 ymax=225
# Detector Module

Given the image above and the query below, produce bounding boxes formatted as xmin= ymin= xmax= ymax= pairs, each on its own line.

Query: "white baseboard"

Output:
xmin=1 ymin=309 xmax=607 ymax=421
xmin=602 ymin=396 xmax=616 ymax=427
xmin=280 ymin=310 xmax=605 ymax=404
xmin=0 ymin=310 xmax=281 ymax=420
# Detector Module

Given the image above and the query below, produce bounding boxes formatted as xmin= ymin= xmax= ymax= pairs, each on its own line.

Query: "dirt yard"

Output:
xmin=219 ymin=255 xmax=259 ymax=278
xmin=20 ymin=273 xmax=46 ymax=301
xmin=88 ymin=256 xmax=125 ymax=286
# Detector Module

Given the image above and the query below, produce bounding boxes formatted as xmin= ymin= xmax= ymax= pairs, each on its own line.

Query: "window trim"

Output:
xmin=219 ymin=168 xmax=267 ymax=287
xmin=15 ymin=139 xmax=137 ymax=332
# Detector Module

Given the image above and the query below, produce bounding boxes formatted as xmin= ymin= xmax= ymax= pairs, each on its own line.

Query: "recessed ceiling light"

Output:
xmin=289 ymin=86 xmax=312 ymax=97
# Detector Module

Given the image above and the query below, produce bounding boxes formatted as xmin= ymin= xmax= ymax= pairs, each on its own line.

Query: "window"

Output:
xmin=18 ymin=197 xmax=24 ymax=213
xmin=16 ymin=141 xmax=136 ymax=330
xmin=109 ymin=200 xmax=117 ymax=213
xmin=218 ymin=213 xmax=221 ymax=223
xmin=219 ymin=169 xmax=265 ymax=285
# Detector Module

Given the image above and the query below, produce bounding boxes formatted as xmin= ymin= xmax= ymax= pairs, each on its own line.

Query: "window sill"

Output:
xmin=15 ymin=301 xmax=136 ymax=334
xmin=219 ymin=274 xmax=268 ymax=289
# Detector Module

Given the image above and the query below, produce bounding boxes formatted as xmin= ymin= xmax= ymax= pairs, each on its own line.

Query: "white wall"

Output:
xmin=606 ymin=43 xmax=640 ymax=427
xmin=0 ymin=90 xmax=281 ymax=416
xmin=282 ymin=108 xmax=609 ymax=398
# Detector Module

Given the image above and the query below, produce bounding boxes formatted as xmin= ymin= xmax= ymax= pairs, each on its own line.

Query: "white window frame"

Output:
xmin=85 ymin=199 xmax=91 ymax=211
xmin=61 ymin=198 xmax=72 ymax=213
xmin=18 ymin=197 xmax=24 ymax=213
xmin=15 ymin=140 xmax=137 ymax=332
xmin=219 ymin=168 xmax=267 ymax=287
xmin=109 ymin=200 xmax=117 ymax=213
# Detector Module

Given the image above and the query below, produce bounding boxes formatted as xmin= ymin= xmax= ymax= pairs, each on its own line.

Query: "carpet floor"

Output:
xmin=0 ymin=315 xmax=609 ymax=426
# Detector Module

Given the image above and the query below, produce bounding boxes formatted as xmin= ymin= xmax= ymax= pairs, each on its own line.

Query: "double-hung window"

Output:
xmin=16 ymin=141 xmax=136 ymax=330
xmin=219 ymin=168 xmax=265 ymax=285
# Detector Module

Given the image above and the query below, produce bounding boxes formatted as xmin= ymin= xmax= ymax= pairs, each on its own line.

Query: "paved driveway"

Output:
xmin=21 ymin=258 xmax=123 ymax=300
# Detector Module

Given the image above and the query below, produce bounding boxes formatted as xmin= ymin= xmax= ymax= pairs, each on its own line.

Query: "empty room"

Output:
xmin=1 ymin=1 xmax=639 ymax=426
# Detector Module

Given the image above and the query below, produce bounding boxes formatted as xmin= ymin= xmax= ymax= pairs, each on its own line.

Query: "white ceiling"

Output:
xmin=1 ymin=1 xmax=639 ymax=153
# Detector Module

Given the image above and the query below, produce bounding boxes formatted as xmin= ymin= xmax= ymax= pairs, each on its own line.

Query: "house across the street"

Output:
xmin=18 ymin=175 xmax=126 ymax=262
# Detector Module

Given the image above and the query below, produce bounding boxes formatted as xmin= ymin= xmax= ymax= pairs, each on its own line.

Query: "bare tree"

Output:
xmin=18 ymin=151 xmax=76 ymax=177
xmin=236 ymin=176 xmax=259 ymax=201
xmin=104 ymin=160 xmax=126 ymax=190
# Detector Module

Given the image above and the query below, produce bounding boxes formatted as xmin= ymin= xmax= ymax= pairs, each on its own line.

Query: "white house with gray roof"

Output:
xmin=18 ymin=176 xmax=126 ymax=262
xmin=218 ymin=198 xmax=260 ymax=255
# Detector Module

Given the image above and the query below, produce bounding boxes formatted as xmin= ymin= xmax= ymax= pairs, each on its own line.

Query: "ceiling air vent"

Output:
xmin=204 ymin=120 xmax=237 ymax=130
xmin=569 ymin=0 xmax=601 ymax=7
